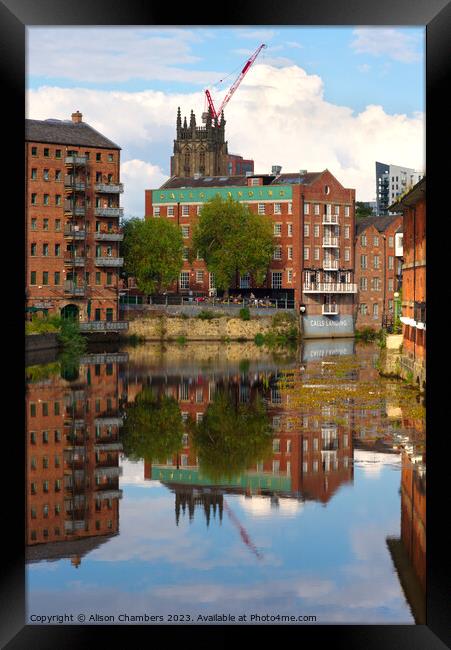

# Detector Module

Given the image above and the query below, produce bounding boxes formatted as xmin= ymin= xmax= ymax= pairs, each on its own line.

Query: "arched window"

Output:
xmin=184 ymin=149 xmax=190 ymax=173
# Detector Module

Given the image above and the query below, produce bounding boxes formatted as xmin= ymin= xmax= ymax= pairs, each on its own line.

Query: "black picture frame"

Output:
xmin=2 ymin=0 xmax=450 ymax=647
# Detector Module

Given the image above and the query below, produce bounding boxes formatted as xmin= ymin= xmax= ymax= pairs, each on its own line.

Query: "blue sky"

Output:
xmin=26 ymin=26 xmax=425 ymax=212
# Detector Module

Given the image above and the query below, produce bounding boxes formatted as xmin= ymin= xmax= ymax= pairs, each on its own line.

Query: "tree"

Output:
xmin=355 ymin=202 xmax=375 ymax=220
xmin=121 ymin=389 xmax=184 ymax=463
xmin=192 ymin=196 xmax=274 ymax=294
xmin=189 ymin=388 xmax=273 ymax=482
xmin=121 ymin=217 xmax=184 ymax=294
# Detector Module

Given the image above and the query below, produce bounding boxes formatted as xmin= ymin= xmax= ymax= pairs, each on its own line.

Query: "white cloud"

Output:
xmin=286 ymin=41 xmax=304 ymax=50
xmin=121 ymin=160 xmax=167 ymax=218
xmin=236 ymin=29 xmax=276 ymax=41
xmin=350 ymin=28 xmax=422 ymax=64
xmin=357 ymin=63 xmax=371 ymax=73
xmin=27 ymin=63 xmax=424 ymax=203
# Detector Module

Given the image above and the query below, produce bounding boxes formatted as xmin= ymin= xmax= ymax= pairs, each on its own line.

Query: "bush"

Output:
xmin=272 ymin=311 xmax=296 ymax=328
xmin=254 ymin=333 xmax=265 ymax=346
xmin=176 ymin=335 xmax=187 ymax=345
xmin=355 ymin=326 xmax=378 ymax=342
xmin=239 ymin=307 xmax=251 ymax=321
xmin=197 ymin=310 xmax=217 ymax=320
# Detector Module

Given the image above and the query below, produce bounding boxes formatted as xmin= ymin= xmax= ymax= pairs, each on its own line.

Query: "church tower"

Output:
xmin=170 ymin=106 xmax=229 ymax=177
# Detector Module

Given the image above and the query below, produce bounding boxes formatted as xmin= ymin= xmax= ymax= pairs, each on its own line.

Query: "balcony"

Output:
xmin=64 ymin=280 xmax=85 ymax=296
xmin=64 ymin=176 xmax=86 ymax=191
xmin=95 ymin=183 xmax=124 ymax=194
xmin=96 ymin=489 xmax=123 ymax=500
xmin=303 ymin=282 xmax=357 ymax=293
xmin=323 ymin=259 xmax=339 ymax=270
xmin=64 ymin=255 xmax=85 ymax=266
xmin=79 ymin=320 xmax=129 ymax=333
xmin=322 ymin=237 xmax=339 ymax=247
xmin=95 ymin=466 xmax=123 ymax=479
xmin=64 ymin=201 xmax=86 ymax=216
xmin=94 ymin=417 xmax=123 ymax=427
xmin=64 ymin=520 xmax=86 ymax=532
xmin=94 ymin=231 xmax=124 ymax=241
xmin=64 ymin=226 xmax=86 ymax=239
xmin=322 ymin=214 xmax=339 ymax=225
xmin=94 ymin=207 xmax=123 ymax=218
xmin=65 ymin=155 xmax=88 ymax=166
xmin=94 ymin=442 xmax=123 ymax=452
xmin=95 ymin=257 xmax=123 ymax=267
xmin=322 ymin=304 xmax=339 ymax=315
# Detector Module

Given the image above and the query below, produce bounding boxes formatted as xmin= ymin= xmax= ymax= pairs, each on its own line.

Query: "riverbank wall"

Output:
xmin=25 ymin=333 xmax=60 ymax=353
xmin=379 ymin=334 xmax=425 ymax=392
xmin=124 ymin=313 xmax=299 ymax=342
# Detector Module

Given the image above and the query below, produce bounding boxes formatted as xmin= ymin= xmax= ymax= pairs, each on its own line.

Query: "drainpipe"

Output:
xmin=382 ymin=234 xmax=387 ymax=328
xmin=177 ymin=201 xmax=180 ymax=295
xmin=301 ymin=193 xmax=305 ymax=309
xmin=413 ymin=207 xmax=416 ymax=363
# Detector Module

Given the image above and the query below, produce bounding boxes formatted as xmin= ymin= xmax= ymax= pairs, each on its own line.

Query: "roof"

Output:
xmin=356 ymin=214 xmax=403 ymax=236
xmin=389 ymin=176 xmax=426 ymax=211
xmin=160 ymin=171 xmax=325 ymax=190
xmin=25 ymin=532 xmax=118 ymax=563
xmin=25 ymin=118 xmax=121 ymax=150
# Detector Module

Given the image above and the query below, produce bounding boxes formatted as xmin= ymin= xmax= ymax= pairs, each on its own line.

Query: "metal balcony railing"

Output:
xmin=95 ymin=489 xmax=123 ymax=500
xmin=79 ymin=320 xmax=129 ymax=332
xmin=64 ymin=280 xmax=85 ymax=295
xmin=94 ymin=207 xmax=123 ymax=217
xmin=94 ymin=442 xmax=123 ymax=452
xmin=64 ymin=226 xmax=86 ymax=239
xmin=64 ymin=176 xmax=86 ymax=191
xmin=323 ymin=259 xmax=339 ymax=270
xmin=303 ymin=283 xmax=357 ymax=293
xmin=95 ymin=466 xmax=123 ymax=479
xmin=95 ymin=257 xmax=124 ymax=267
xmin=322 ymin=237 xmax=339 ymax=247
xmin=322 ymin=304 xmax=339 ymax=315
xmin=94 ymin=417 xmax=123 ymax=427
xmin=65 ymin=155 xmax=88 ymax=166
xmin=95 ymin=183 xmax=124 ymax=193
xmin=322 ymin=214 xmax=339 ymax=225
xmin=64 ymin=255 xmax=85 ymax=266
xmin=64 ymin=520 xmax=86 ymax=532
xmin=64 ymin=201 xmax=86 ymax=216
xmin=94 ymin=231 xmax=124 ymax=241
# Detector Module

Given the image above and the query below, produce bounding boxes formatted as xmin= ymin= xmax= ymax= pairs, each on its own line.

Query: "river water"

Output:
xmin=25 ymin=339 xmax=425 ymax=625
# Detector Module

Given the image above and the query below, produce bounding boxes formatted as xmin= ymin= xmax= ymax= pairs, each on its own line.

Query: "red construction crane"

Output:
xmin=203 ymin=43 xmax=266 ymax=125
xmin=223 ymin=498 xmax=263 ymax=560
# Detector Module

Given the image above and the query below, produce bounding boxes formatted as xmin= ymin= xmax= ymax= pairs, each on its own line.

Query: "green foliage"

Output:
xmin=189 ymin=389 xmax=273 ymax=482
xmin=355 ymin=202 xmax=375 ymax=220
xmin=192 ymin=196 xmax=274 ymax=292
xmin=239 ymin=306 xmax=251 ymax=321
xmin=254 ymin=333 xmax=265 ymax=346
xmin=25 ymin=362 xmax=61 ymax=382
xmin=197 ymin=310 xmax=217 ymax=320
xmin=176 ymin=335 xmax=187 ymax=345
xmin=25 ymin=314 xmax=60 ymax=335
xmin=355 ymin=326 xmax=378 ymax=342
xmin=271 ymin=311 xmax=297 ymax=328
xmin=126 ymin=334 xmax=146 ymax=347
xmin=121 ymin=389 xmax=184 ymax=462
xmin=122 ymin=216 xmax=184 ymax=294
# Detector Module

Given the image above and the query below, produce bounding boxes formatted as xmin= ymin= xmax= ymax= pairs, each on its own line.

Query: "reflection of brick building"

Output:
xmin=355 ymin=215 xmax=403 ymax=329
xmin=389 ymin=178 xmax=426 ymax=388
xmin=26 ymin=355 xmax=126 ymax=563
xmin=25 ymin=112 xmax=124 ymax=322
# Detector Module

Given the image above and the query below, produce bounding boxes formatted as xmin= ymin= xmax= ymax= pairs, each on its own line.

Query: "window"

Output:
xmin=344 ymin=226 xmax=350 ymax=239
xmin=31 ymin=168 xmax=37 ymax=179
xmin=360 ymin=234 xmax=367 ymax=246
xmin=43 ymin=169 xmax=49 ymax=181
xmin=43 ymin=147 xmax=49 ymax=157
xmin=388 ymin=256 xmax=394 ymax=270
xmin=30 ymin=243 xmax=37 ymax=256
xmin=274 ymin=203 xmax=281 ymax=214
xmin=304 ymin=224 xmax=310 ymax=237
xmin=96 ymin=153 xmax=101 ymax=161
xmin=304 ymin=247 xmax=310 ymax=260
xmin=43 ymin=480 xmax=49 ymax=493
xmin=55 ymin=243 xmax=60 ymax=257
xmin=388 ymin=236 xmax=394 ymax=247
xmin=43 ymin=218 xmax=49 ymax=231
xmin=55 ymin=219 xmax=61 ymax=231
xmin=388 ymin=299 xmax=394 ymax=312
xmin=106 ymin=272 xmax=113 ymax=285
xmin=42 ymin=271 xmax=49 ymax=285
xmin=54 ymin=272 xmax=60 ymax=285
xmin=108 ymin=153 xmax=114 ymax=162
xmin=271 ymin=271 xmax=282 ymax=289
xmin=373 ymin=236 xmax=379 ymax=246
xmin=196 ymin=270 xmax=204 ymax=283
xmin=288 ymin=202 xmax=292 ymax=214
xmin=55 ymin=194 xmax=61 ymax=206
xmin=181 ymin=226 xmax=189 ymax=238
xmin=345 ymin=206 xmax=350 ymax=217
xmin=334 ymin=205 xmax=340 ymax=215
xmin=182 ymin=247 xmax=189 ymax=261
xmin=43 ymin=194 xmax=49 ymax=205
xmin=31 ymin=218 xmax=37 ymax=230
xmin=95 ymin=272 xmax=101 ymax=285
xmin=55 ymin=170 xmax=62 ymax=181
xmin=182 ymin=205 xmax=190 ymax=217
xmin=180 ymin=271 xmax=190 ymax=290
xmin=314 ymin=224 xmax=320 ymax=238
xmin=360 ymin=303 xmax=368 ymax=315
xmin=274 ymin=223 xmax=281 ymax=236
xmin=388 ymin=278 xmax=394 ymax=291
xmin=314 ymin=247 xmax=320 ymax=260
xmin=304 ymin=203 xmax=310 ymax=214
xmin=373 ymin=255 xmax=380 ymax=269
xmin=167 ymin=206 xmax=174 ymax=217
xmin=30 ymin=271 xmax=37 ymax=285
xmin=287 ymin=269 xmax=293 ymax=283
xmin=372 ymin=277 xmax=381 ymax=291
xmin=258 ymin=203 xmax=265 ymax=215
xmin=31 ymin=193 xmax=37 ymax=205
xmin=42 ymin=243 xmax=49 ymax=256
xmin=360 ymin=255 xmax=367 ymax=269
xmin=153 ymin=206 xmax=160 ymax=217
xmin=360 ymin=277 xmax=368 ymax=291
xmin=273 ymin=246 xmax=282 ymax=260
xmin=55 ymin=149 xmax=61 ymax=158
xmin=287 ymin=223 xmax=293 ymax=237
xmin=373 ymin=303 xmax=379 ymax=319
xmin=344 ymin=248 xmax=350 ymax=262
xmin=31 ymin=146 xmax=37 ymax=156
xmin=314 ymin=204 xmax=320 ymax=215
xmin=303 ymin=439 xmax=309 ymax=451
xmin=273 ymin=438 xmax=280 ymax=452
xmin=287 ymin=246 xmax=293 ymax=260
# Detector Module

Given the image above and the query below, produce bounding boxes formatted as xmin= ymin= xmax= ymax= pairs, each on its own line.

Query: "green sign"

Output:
xmin=152 ymin=466 xmax=291 ymax=491
xmin=152 ymin=185 xmax=292 ymax=205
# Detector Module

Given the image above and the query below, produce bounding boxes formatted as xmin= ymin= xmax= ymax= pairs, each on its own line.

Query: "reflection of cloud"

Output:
xmin=354 ymin=450 xmax=401 ymax=478
xmin=120 ymin=459 xmax=161 ymax=488
xmin=239 ymin=495 xmax=304 ymax=517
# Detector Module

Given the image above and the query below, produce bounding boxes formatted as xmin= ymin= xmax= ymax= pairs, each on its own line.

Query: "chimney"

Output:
xmin=71 ymin=111 xmax=83 ymax=124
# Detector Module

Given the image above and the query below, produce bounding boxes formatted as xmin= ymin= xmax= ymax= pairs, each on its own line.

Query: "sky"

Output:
xmin=26 ymin=26 xmax=425 ymax=217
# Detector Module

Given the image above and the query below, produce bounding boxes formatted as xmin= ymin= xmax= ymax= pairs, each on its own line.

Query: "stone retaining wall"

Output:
xmin=25 ymin=333 xmax=59 ymax=352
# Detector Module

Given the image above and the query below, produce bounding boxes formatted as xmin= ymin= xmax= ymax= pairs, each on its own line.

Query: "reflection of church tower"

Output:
xmin=174 ymin=487 xmax=224 ymax=526
xmin=170 ymin=106 xmax=228 ymax=177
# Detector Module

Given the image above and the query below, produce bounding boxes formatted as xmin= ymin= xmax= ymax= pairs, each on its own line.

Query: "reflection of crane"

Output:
xmin=203 ymin=44 xmax=266 ymax=125
xmin=223 ymin=498 xmax=263 ymax=560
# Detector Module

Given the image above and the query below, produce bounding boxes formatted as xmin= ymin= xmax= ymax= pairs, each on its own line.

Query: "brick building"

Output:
xmin=389 ymin=177 xmax=426 ymax=388
xmin=226 ymin=153 xmax=254 ymax=176
xmin=26 ymin=353 xmax=125 ymax=565
xmin=25 ymin=111 xmax=124 ymax=323
xmin=354 ymin=215 xmax=403 ymax=330
xmin=145 ymin=169 xmax=357 ymax=337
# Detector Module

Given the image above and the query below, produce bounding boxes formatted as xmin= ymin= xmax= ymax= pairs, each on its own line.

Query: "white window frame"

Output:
xmin=182 ymin=205 xmax=190 ymax=217
xmin=304 ymin=247 xmax=310 ymax=260
xmin=314 ymin=204 xmax=320 ymax=215
xmin=304 ymin=203 xmax=310 ymax=215
xmin=273 ymin=246 xmax=282 ymax=260
xmin=167 ymin=205 xmax=174 ymax=217
xmin=274 ymin=223 xmax=282 ymax=237
xmin=179 ymin=271 xmax=190 ymax=290
xmin=287 ymin=223 xmax=293 ymax=237
xmin=287 ymin=269 xmax=293 ymax=283
xmin=153 ymin=206 xmax=160 ymax=217
xmin=274 ymin=203 xmax=281 ymax=214
xmin=196 ymin=270 xmax=204 ymax=283
xmin=314 ymin=247 xmax=320 ymax=260
xmin=258 ymin=203 xmax=265 ymax=215
xmin=304 ymin=224 xmax=310 ymax=237
xmin=181 ymin=226 xmax=189 ymax=239
xmin=271 ymin=271 xmax=283 ymax=289
xmin=314 ymin=224 xmax=320 ymax=238
xmin=287 ymin=245 xmax=293 ymax=260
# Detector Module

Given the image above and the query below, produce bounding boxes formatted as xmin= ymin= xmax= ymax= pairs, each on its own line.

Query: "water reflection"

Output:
xmin=25 ymin=341 xmax=425 ymax=623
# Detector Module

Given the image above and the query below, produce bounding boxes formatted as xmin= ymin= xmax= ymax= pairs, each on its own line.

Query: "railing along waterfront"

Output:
xmin=303 ymin=283 xmax=357 ymax=293
xmin=79 ymin=320 xmax=129 ymax=332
